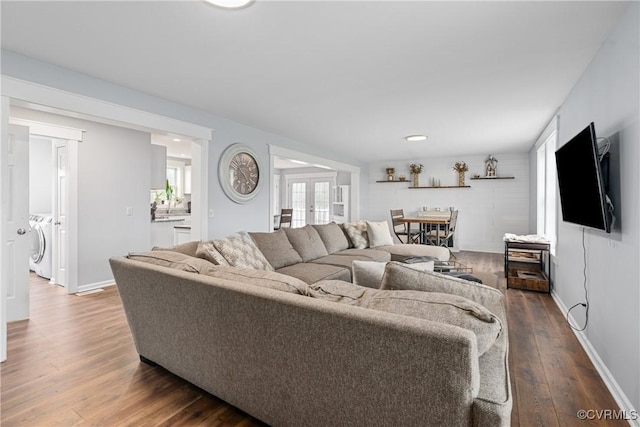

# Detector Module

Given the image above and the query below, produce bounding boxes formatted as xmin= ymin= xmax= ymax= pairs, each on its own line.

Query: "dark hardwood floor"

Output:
xmin=1 ymin=252 xmax=624 ymax=426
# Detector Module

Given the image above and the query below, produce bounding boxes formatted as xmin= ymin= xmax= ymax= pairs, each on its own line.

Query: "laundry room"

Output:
xmin=28 ymin=135 xmax=55 ymax=282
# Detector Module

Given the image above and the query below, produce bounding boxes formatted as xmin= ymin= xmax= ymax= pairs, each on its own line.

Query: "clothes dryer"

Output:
xmin=29 ymin=215 xmax=53 ymax=279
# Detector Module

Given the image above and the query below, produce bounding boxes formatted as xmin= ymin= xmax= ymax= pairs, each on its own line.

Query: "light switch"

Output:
xmin=126 ymin=207 xmax=133 ymax=216
xmin=209 ymin=209 xmax=215 ymax=218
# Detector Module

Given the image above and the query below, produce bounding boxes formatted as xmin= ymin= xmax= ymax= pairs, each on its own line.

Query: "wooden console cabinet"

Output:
xmin=504 ymin=240 xmax=550 ymax=293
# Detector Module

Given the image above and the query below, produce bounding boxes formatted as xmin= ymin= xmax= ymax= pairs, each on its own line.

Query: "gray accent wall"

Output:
xmin=536 ymin=3 xmax=639 ymax=413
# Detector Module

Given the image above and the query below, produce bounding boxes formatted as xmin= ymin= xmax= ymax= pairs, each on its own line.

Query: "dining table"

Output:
xmin=402 ymin=211 xmax=452 ymax=245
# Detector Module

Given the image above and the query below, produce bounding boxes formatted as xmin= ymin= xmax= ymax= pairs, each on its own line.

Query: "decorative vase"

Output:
xmin=413 ymin=173 xmax=420 ymax=187
xmin=386 ymin=168 xmax=395 ymax=181
xmin=458 ymin=172 xmax=465 ymax=187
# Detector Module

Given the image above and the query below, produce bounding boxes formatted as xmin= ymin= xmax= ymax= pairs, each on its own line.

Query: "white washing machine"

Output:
xmin=29 ymin=214 xmax=53 ymax=279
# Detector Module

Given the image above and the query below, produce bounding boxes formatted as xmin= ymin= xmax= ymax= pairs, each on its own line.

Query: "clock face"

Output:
xmin=219 ymin=144 xmax=263 ymax=204
xmin=229 ymin=152 xmax=259 ymax=195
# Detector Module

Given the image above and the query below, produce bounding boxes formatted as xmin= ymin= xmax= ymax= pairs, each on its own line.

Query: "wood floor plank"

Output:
xmin=1 ymin=255 xmax=625 ymax=426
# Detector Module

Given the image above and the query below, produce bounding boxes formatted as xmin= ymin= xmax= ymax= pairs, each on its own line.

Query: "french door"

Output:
xmin=287 ymin=177 xmax=334 ymax=227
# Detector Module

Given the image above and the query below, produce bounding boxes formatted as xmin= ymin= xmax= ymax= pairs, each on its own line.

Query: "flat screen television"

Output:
xmin=555 ymin=122 xmax=611 ymax=233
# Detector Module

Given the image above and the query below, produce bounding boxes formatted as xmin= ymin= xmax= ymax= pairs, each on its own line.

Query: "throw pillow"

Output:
xmin=249 ymin=229 xmax=303 ymax=269
xmin=284 ymin=225 xmax=329 ymax=262
xmin=212 ymin=231 xmax=275 ymax=271
xmin=128 ymin=251 xmax=217 ymax=274
xmin=312 ymin=223 xmax=350 ymax=253
xmin=342 ymin=220 xmax=369 ymax=249
xmin=196 ymin=241 xmax=229 ymax=265
xmin=366 ymin=220 xmax=395 ymax=247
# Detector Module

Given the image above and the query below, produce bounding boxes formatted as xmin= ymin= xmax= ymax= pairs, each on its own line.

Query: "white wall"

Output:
xmin=545 ymin=3 xmax=639 ymax=414
xmin=368 ymin=153 xmax=529 ymax=252
xmin=28 ymin=136 xmax=53 ymax=214
xmin=12 ymin=107 xmax=152 ymax=288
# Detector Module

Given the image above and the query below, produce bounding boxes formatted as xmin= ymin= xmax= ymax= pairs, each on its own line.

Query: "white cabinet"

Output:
xmin=150 ymin=144 xmax=167 ymax=189
xmin=332 ymin=185 xmax=349 ymax=222
xmin=174 ymin=226 xmax=191 ymax=245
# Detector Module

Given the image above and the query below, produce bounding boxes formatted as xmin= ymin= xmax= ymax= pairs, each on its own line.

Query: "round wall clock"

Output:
xmin=218 ymin=143 xmax=263 ymax=203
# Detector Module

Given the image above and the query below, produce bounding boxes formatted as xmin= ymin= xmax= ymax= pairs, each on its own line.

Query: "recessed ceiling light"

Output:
xmin=405 ymin=135 xmax=428 ymax=142
xmin=173 ymin=138 xmax=181 ymax=142
xmin=204 ymin=0 xmax=253 ymax=9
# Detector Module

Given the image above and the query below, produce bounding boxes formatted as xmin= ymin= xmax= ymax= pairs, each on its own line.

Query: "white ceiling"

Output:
xmin=1 ymin=1 xmax=629 ymax=163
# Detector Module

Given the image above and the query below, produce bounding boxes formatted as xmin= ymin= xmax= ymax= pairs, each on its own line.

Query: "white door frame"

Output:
xmin=269 ymin=145 xmax=360 ymax=228
xmin=284 ymin=172 xmax=337 ymax=226
xmin=1 ymin=77 xmax=213 ymax=361
xmin=9 ymin=118 xmax=82 ymax=292
xmin=2 ymin=76 xmax=212 ymax=242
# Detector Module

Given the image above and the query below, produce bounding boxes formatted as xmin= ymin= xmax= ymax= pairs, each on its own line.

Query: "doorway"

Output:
xmin=286 ymin=175 xmax=335 ymax=227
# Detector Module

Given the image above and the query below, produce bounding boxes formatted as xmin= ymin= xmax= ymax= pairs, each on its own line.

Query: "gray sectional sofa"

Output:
xmin=180 ymin=222 xmax=450 ymax=284
xmin=110 ymin=221 xmax=511 ymax=426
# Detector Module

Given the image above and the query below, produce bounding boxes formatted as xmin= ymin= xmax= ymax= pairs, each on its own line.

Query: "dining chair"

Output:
xmin=278 ymin=208 xmax=293 ymax=229
xmin=390 ymin=209 xmax=422 ymax=244
xmin=425 ymin=210 xmax=458 ymax=257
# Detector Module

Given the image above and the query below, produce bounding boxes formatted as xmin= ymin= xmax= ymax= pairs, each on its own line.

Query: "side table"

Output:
xmin=504 ymin=240 xmax=550 ymax=293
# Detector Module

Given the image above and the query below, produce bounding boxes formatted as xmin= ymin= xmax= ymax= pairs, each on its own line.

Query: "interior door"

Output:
xmin=288 ymin=178 xmax=333 ymax=227
xmin=53 ymin=141 xmax=68 ymax=287
xmin=4 ymin=124 xmax=30 ymax=323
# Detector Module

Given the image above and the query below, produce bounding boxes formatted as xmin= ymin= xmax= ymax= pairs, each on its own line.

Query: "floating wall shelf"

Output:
xmin=409 ymin=185 xmax=471 ymax=189
xmin=375 ymin=180 xmax=410 ymax=183
xmin=470 ymin=176 xmax=515 ymax=180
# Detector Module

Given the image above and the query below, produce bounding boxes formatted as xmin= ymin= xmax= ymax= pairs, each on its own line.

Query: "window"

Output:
xmin=536 ymin=117 xmax=557 ymax=254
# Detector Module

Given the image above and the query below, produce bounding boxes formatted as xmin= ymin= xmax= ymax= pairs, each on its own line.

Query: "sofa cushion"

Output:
xmin=311 ymin=223 xmax=350 ymax=253
xmin=342 ymin=220 xmax=369 ymax=249
xmin=196 ymin=241 xmax=229 ymax=265
xmin=351 ymin=261 xmax=387 ymax=289
xmin=275 ymin=263 xmax=351 ymax=284
xmin=249 ymin=229 xmax=303 ymax=269
xmin=284 ymin=225 xmax=329 ymax=262
xmin=151 ymin=240 xmax=200 ymax=258
xmin=366 ymin=220 xmax=395 ymax=247
xmin=308 ymin=280 xmax=502 ymax=355
xmin=333 ymin=248 xmax=391 ymax=262
xmin=128 ymin=250 xmax=216 ymax=274
xmin=310 ymin=254 xmax=374 ymax=279
xmin=352 ymin=260 xmax=434 ymax=289
xmin=202 ymin=266 xmax=309 ymax=295
xmin=212 ymin=231 xmax=275 ymax=271
xmin=376 ymin=244 xmax=450 ymax=262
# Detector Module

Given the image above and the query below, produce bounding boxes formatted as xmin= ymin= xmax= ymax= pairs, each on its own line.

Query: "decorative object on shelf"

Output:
xmin=453 ymin=161 xmax=469 ymax=187
xmin=409 ymin=163 xmax=423 ymax=187
xmin=430 ymin=177 xmax=441 ymax=187
xmin=485 ymin=155 xmax=498 ymax=177
xmin=219 ymin=143 xmax=262 ymax=204
xmin=386 ymin=168 xmax=395 ymax=181
xmin=399 ymin=175 xmax=407 ymax=181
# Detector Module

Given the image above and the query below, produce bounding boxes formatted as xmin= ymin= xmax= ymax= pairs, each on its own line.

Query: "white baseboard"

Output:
xmin=77 ymin=280 xmax=115 ymax=294
xmin=551 ymin=291 xmax=639 ymax=426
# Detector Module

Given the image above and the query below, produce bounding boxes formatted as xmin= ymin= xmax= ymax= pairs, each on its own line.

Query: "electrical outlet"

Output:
xmin=126 ymin=206 xmax=133 ymax=216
